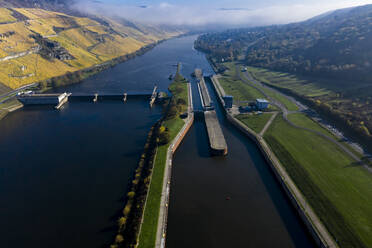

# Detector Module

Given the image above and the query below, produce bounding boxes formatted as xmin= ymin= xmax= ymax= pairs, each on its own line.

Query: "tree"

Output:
xmin=118 ymin=217 xmax=126 ymax=229
xmin=115 ymin=234 xmax=124 ymax=243
xmin=158 ymin=128 xmax=170 ymax=145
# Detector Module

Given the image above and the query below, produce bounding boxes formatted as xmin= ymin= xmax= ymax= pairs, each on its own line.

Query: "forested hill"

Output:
xmin=195 ymin=4 xmax=372 ymax=82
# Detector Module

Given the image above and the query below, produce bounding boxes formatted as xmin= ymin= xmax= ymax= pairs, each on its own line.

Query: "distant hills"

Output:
xmin=0 ymin=6 xmax=183 ymax=89
xmin=0 ymin=0 xmax=72 ymax=11
xmin=196 ymin=4 xmax=372 ymax=83
xmin=196 ymin=4 xmax=372 ymax=152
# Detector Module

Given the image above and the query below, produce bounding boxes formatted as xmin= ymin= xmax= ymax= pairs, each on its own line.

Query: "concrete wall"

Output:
xmin=172 ymin=115 xmax=194 ymax=153
xmin=209 ymin=75 xmax=336 ymax=248
xmin=227 ymin=114 xmax=329 ymax=248
xmin=156 ymin=83 xmax=194 ymax=248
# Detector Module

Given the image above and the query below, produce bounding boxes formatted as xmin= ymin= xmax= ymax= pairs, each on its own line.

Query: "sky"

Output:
xmin=73 ymin=0 xmax=372 ymax=27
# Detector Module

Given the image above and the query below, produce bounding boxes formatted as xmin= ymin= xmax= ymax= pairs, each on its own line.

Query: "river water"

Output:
xmin=0 ymin=35 xmax=314 ymax=248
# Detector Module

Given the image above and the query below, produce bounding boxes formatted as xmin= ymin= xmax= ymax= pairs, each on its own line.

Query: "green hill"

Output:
xmin=196 ymin=4 xmax=372 ymax=152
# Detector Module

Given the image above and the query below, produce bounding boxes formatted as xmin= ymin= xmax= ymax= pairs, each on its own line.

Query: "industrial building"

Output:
xmin=256 ymin=99 xmax=269 ymax=110
xmin=223 ymin=95 xmax=233 ymax=109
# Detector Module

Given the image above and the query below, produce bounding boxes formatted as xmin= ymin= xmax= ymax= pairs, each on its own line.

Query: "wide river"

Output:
xmin=0 ymin=35 xmax=314 ymax=248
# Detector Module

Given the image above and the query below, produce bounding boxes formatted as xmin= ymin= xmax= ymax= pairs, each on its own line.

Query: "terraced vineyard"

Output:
xmin=0 ymin=8 xmax=182 ymax=90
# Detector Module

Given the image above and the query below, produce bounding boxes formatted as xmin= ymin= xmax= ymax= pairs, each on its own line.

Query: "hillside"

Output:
xmin=196 ymin=4 xmax=372 ymax=82
xmin=196 ymin=4 xmax=372 ymax=152
xmin=0 ymin=7 xmax=182 ymax=90
xmin=0 ymin=0 xmax=72 ymax=11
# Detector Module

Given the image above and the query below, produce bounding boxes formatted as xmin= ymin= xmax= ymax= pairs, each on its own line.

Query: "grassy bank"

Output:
xmin=236 ymin=113 xmax=273 ymax=134
xmin=237 ymin=66 xmax=298 ymax=111
xmin=218 ymin=63 xmax=264 ymax=102
xmin=137 ymin=68 xmax=188 ymax=248
xmin=264 ymin=115 xmax=372 ymax=247
xmin=246 ymin=65 xmax=372 ymax=153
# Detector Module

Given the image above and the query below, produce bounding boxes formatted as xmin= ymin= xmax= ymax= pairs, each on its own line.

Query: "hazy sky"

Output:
xmin=74 ymin=0 xmax=372 ymax=27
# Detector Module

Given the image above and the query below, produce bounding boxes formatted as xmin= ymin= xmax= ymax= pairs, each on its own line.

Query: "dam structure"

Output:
xmin=17 ymin=91 xmax=71 ymax=109
xmin=16 ymin=86 xmax=160 ymax=109
xmin=195 ymin=69 xmax=227 ymax=156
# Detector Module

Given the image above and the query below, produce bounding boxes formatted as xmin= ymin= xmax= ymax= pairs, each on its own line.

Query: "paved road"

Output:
xmin=0 ymin=83 xmax=38 ymax=104
xmin=238 ymin=67 xmax=372 ymax=174
xmin=260 ymin=112 xmax=278 ymax=136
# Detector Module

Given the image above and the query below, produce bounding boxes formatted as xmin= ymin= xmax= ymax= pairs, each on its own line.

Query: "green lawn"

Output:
xmin=237 ymin=66 xmax=299 ymax=111
xmin=218 ymin=63 xmax=295 ymax=112
xmin=264 ymin=116 xmax=372 ymax=247
xmin=138 ymin=72 xmax=188 ymax=248
xmin=219 ymin=76 xmax=264 ymax=102
xmin=288 ymin=113 xmax=364 ymax=159
xmin=287 ymin=113 xmax=336 ymax=139
xmin=246 ymin=66 xmax=332 ymax=98
xmin=236 ymin=113 xmax=273 ymax=134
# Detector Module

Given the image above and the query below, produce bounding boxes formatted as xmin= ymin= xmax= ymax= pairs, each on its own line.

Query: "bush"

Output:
xmin=118 ymin=217 xmax=127 ymax=228
xmin=166 ymin=105 xmax=178 ymax=120
xmin=177 ymin=98 xmax=186 ymax=105
xmin=123 ymin=205 xmax=131 ymax=216
xmin=127 ymin=191 xmax=135 ymax=199
xmin=115 ymin=234 xmax=124 ymax=243
xmin=158 ymin=129 xmax=170 ymax=145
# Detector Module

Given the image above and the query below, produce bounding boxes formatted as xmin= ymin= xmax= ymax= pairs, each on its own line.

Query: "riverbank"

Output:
xmin=209 ymin=74 xmax=337 ymax=248
xmin=0 ymin=37 xmax=176 ymax=121
xmin=137 ymin=68 xmax=194 ymax=248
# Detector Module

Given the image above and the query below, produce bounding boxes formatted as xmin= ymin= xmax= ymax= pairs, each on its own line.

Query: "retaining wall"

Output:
xmin=209 ymin=75 xmax=336 ymax=248
xmin=155 ymin=83 xmax=194 ymax=248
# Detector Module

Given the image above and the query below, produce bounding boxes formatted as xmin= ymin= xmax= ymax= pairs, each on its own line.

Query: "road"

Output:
xmin=237 ymin=66 xmax=372 ymax=174
xmin=0 ymin=83 xmax=38 ymax=104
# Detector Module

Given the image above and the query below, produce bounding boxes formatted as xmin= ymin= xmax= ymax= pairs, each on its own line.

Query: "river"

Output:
xmin=0 ymin=35 xmax=314 ymax=248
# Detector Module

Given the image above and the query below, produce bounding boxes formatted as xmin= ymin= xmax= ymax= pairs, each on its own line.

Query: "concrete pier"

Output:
xmin=195 ymin=68 xmax=227 ymax=156
xmin=55 ymin=93 xmax=71 ymax=109
xmin=195 ymin=69 xmax=213 ymax=110
xmin=150 ymin=85 xmax=158 ymax=107
xmin=204 ymin=110 xmax=228 ymax=155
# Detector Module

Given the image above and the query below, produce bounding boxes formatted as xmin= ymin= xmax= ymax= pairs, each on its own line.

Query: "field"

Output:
xmin=246 ymin=66 xmax=372 ymax=150
xmin=219 ymin=63 xmax=264 ymax=103
xmin=237 ymin=66 xmax=298 ymax=111
xmin=236 ymin=113 xmax=273 ymax=134
xmin=0 ymin=8 xmax=17 ymax=23
xmin=247 ymin=66 xmax=333 ymax=98
xmin=138 ymin=73 xmax=188 ymax=248
xmin=0 ymin=8 xmax=182 ymax=91
xmin=218 ymin=63 xmax=294 ymax=111
xmin=287 ymin=113 xmax=337 ymax=139
xmin=264 ymin=115 xmax=372 ymax=247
